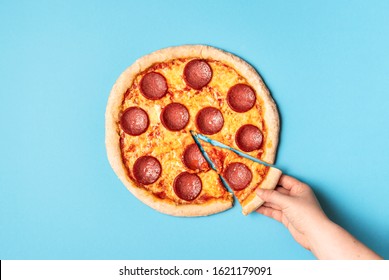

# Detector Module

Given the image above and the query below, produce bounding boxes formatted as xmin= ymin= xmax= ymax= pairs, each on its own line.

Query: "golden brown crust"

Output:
xmin=105 ymin=45 xmax=280 ymax=216
xmin=132 ymin=185 xmax=233 ymax=217
xmin=241 ymin=167 xmax=282 ymax=215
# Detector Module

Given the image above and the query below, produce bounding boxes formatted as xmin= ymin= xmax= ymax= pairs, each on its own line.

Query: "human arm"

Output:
xmin=256 ymin=175 xmax=382 ymax=260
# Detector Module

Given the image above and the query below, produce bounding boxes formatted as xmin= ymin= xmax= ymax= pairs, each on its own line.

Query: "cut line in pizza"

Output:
xmin=105 ymin=45 xmax=281 ymax=216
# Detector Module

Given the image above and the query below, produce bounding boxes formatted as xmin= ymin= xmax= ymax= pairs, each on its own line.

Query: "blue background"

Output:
xmin=1 ymin=0 xmax=388 ymax=260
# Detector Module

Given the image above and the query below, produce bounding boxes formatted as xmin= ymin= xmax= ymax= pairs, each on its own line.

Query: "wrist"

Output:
xmin=304 ymin=214 xmax=333 ymax=250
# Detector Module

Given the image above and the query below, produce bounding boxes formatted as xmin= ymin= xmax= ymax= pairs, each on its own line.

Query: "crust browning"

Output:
xmin=128 ymin=182 xmax=233 ymax=216
xmin=241 ymin=167 xmax=282 ymax=215
xmin=199 ymin=45 xmax=279 ymax=163
xmin=105 ymin=45 xmax=280 ymax=216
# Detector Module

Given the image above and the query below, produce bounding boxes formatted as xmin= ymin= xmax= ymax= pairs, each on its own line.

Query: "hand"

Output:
xmin=256 ymin=174 xmax=329 ymax=250
xmin=256 ymin=174 xmax=382 ymax=259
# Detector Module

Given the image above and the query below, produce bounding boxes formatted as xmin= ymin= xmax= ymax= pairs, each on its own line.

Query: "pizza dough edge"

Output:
xmin=241 ymin=167 xmax=283 ymax=215
xmin=105 ymin=44 xmax=279 ymax=216
xmin=198 ymin=45 xmax=280 ymax=164
xmin=105 ymin=45 xmax=234 ymax=216
xmin=142 ymin=195 xmax=233 ymax=217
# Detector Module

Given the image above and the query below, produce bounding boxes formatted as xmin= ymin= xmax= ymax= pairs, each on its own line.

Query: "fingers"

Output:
xmin=256 ymin=188 xmax=291 ymax=208
xmin=278 ymin=174 xmax=303 ymax=190
xmin=263 ymin=202 xmax=282 ymax=211
xmin=276 ymin=186 xmax=290 ymax=196
xmin=256 ymin=206 xmax=283 ymax=223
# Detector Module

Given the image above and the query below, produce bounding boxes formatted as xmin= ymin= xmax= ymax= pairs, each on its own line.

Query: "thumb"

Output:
xmin=256 ymin=188 xmax=292 ymax=208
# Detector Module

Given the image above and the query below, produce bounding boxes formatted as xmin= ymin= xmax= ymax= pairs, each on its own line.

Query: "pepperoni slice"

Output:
xmin=235 ymin=124 xmax=263 ymax=152
xmin=223 ymin=162 xmax=252 ymax=191
xmin=173 ymin=172 xmax=202 ymax=201
xmin=183 ymin=59 xmax=212 ymax=90
xmin=133 ymin=156 xmax=162 ymax=185
xmin=195 ymin=107 xmax=224 ymax=135
xmin=160 ymin=103 xmax=190 ymax=131
xmin=183 ymin=143 xmax=209 ymax=171
xmin=120 ymin=107 xmax=149 ymax=136
xmin=227 ymin=84 xmax=256 ymax=112
xmin=140 ymin=72 xmax=168 ymax=100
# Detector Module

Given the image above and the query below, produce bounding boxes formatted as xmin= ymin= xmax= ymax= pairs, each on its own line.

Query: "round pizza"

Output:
xmin=105 ymin=45 xmax=281 ymax=216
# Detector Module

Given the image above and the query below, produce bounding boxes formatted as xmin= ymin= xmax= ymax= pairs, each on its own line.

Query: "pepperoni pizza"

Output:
xmin=105 ymin=45 xmax=281 ymax=216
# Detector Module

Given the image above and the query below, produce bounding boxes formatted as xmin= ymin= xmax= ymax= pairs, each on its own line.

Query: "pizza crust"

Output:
xmin=241 ymin=167 xmax=282 ymax=215
xmin=198 ymin=45 xmax=279 ymax=164
xmin=126 ymin=179 xmax=233 ymax=216
xmin=106 ymin=45 xmax=280 ymax=216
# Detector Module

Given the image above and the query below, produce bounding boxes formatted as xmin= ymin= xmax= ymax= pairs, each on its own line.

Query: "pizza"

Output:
xmin=198 ymin=139 xmax=282 ymax=215
xmin=105 ymin=45 xmax=281 ymax=216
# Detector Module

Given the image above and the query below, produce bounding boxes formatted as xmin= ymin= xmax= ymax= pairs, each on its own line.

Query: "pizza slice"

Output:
xmin=106 ymin=44 xmax=281 ymax=217
xmin=115 ymin=123 xmax=234 ymax=216
xmin=197 ymin=138 xmax=282 ymax=215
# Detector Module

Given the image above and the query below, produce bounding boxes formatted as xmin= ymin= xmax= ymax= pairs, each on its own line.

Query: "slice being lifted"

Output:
xmin=105 ymin=45 xmax=280 ymax=216
xmin=196 ymin=137 xmax=282 ymax=215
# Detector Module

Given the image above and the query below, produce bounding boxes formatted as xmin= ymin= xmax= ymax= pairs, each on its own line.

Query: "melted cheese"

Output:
xmin=120 ymin=58 xmax=266 ymax=205
xmin=199 ymin=140 xmax=268 ymax=203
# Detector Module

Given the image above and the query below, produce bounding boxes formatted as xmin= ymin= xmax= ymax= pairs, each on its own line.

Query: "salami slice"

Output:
xmin=223 ymin=162 xmax=252 ymax=191
xmin=140 ymin=72 xmax=168 ymax=100
xmin=195 ymin=107 xmax=224 ymax=135
xmin=235 ymin=124 xmax=263 ymax=152
xmin=183 ymin=59 xmax=212 ymax=90
xmin=160 ymin=103 xmax=190 ymax=131
xmin=133 ymin=156 xmax=162 ymax=185
xmin=183 ymin=143 xmax=209 ymax=171
xmin=120 ymin=107 xmax=149 ymax=136
xmin=173 ymin=172 xmax=202 ymax=201
xmin=227 ymin=84 xmax=256 ymax=112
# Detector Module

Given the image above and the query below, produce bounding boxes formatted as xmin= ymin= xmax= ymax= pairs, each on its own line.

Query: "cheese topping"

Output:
xmin=119 ymin=58 xmax=267 ymax=205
